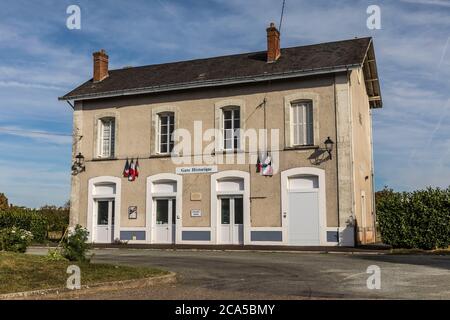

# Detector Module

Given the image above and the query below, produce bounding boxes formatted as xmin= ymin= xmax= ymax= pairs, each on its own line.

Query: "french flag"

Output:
xmin=128 ymin=159 xmax=135 ymax=181
xmin=123 ymin=158 xmax=130 ymax=178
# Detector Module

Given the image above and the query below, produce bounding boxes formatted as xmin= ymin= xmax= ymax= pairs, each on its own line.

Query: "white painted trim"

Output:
xmin=87 ymin=176 xmax=121 ymax=243
xmin=281 ymin=167 xmax=327 ymax=246
xmin=211 ymin=170 xmax=250 ymax=245
xmin=146 ymin=173 xmax=182 ymax=244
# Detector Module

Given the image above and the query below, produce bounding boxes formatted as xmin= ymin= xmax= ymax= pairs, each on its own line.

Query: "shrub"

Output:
xmin=62 ymin=225 xmax=91 ymax=262
xmin=0 ymin=227 xmax=33 ymax=253
xmin=0 ymin=205 xmax=69 ymax=242
xmin=0 ymin=209 xmax=47 ymax=242
xmin=38 ymin=205 xmax=70 ymax=239
xmin=45 ymin=248 xmax=67 ymax=261
xmin=377 ymin=187 xmax=450 ymax=249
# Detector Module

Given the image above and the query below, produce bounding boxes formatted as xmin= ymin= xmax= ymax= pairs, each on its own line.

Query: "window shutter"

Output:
xmin=291 ymin=101 xmax=313 ymax=146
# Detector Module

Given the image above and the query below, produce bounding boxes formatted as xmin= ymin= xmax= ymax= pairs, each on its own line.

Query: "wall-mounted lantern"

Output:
xmin=324 ymin=137 xmax=334 ymax=160
xmin=71 ymin=152 xmax=85 ymax=175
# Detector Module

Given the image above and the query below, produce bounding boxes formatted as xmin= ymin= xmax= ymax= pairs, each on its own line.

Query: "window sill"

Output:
xmin=284 ymin=145 xmax=319 ymax=151
xmin=149 ymin=153 xmax=173 ymax=159
xmin=212 ymin=149 xmax=245 ymax=155
xmin=92 ymin=157 xmax=117 ymax=162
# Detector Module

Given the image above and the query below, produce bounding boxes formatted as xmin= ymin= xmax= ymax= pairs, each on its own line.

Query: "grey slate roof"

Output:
xmin=60 ymin=37 xmax=379 ymax=105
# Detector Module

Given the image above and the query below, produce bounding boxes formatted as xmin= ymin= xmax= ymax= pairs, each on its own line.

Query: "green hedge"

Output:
xmin=376 ymin=187 xmax=450 ymax=249
xmin=0 ymin=209 xmax=47 ymax=242
xmin=0 ymin=206 xmax=69 ymax=243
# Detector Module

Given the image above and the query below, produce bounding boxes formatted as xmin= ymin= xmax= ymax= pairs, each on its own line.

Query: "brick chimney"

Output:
xmin=93 ymin=49 xmax=109 ymax=82
xmin=266 ymin=22 xmax=281 ymax=63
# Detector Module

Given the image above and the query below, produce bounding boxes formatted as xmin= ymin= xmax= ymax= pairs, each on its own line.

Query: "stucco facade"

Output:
xmin=68 ymin=70 xmax=377 ymax=246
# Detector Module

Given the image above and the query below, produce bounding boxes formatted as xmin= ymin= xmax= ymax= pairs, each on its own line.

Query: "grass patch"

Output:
xmin=0 ymin=252 xmax=168 ymax=294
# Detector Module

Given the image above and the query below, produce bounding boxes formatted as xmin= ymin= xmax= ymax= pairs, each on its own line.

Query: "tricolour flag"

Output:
xmin=128 ymin=159 xmax=135 ymax=181
xmin=123 ymin=158 xmax=130 ymax=178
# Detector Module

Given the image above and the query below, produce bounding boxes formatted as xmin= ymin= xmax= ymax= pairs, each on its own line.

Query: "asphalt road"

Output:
xmin=27 ymin=248 xmax=450 ymax=299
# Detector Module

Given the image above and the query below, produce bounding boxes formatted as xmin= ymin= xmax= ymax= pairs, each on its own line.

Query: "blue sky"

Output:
xmin=0 ymin=0 xmax=449 ymax=208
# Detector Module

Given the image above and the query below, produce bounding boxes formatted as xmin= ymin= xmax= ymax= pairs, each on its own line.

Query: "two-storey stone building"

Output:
xmin=60 ymin=24 xmax=382 ymax=246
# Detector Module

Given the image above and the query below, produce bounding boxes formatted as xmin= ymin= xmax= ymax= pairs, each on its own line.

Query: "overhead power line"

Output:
xmin=279 ymin=0 xmax=286 ymax=34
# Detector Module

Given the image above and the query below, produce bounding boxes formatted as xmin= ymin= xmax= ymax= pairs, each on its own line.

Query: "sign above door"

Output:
xmin=176 ymin=166 xmax=218 ymax=175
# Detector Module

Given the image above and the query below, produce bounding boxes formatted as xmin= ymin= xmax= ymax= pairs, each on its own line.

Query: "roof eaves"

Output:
xmin=59 ymin=64 xmax=360 ymax=101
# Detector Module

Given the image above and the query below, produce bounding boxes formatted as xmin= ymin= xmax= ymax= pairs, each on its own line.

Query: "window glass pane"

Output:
xmin=233 ymin=109 xmax=240 ymax=120
xmin=234 ymin=198 xmax=243 ymax=224
xmin=161 ymin=125 xmax=168 ymax=135
xmin=156 ymin=200 xmax=169 ymax=224
xmin=224 ymin=119 xmax=232 ymax=129
xmin=221 ymin=198 xmax=230 ymax=224
xmin=224 ymin=110 xmax=232 ymax=120
xmin=97 ymin=201 xmax=109 ymax=225
xmin=234 ymin=137 xmax=239 ymax=149
xmin=224 ymin=138 xmax=232 ymax=150
xmin=169 ymin=141 xmax=174 ymax=153
xmin=172 ymin=199 xmax=176 ymax=225
xmin=233 ymin=118 xmax=240 ymax=130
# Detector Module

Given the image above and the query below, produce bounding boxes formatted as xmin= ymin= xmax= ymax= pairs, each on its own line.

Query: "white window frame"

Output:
xmin=291 ymin=101 xmax=313 ymax=146
xmin=157 ymin=112 xmax=175 ymax=154
xmin=97 ymin=117 xmax=115 ymax=158
xmin=222 ymin=106 xmax=240 ymax=151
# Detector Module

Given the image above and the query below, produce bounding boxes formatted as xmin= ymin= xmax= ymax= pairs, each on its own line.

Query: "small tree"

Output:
xmin=0 ymin=193 xmax=8 ymax=210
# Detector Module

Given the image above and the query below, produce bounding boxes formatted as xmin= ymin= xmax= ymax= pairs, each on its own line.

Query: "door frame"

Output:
xmin=87 ymin=176 xmax=121 ymax=243
xmin=211 ymin=170 xmax=250 ymax=245
xmin=146 ymin=173 xmax=182 ymax=244
xmin=218 ymin=195 xmax=244 ymax=245
xmin=152 ymin=197 xmax=176 ymax=244
xmin=93 ymin=198 xmax=115 ymax=243
xmin=281 ymin=167 xmax=327 ymax=246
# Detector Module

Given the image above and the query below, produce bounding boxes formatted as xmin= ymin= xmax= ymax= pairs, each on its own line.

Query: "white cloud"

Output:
xmin=0 ymin=126 xmax=72 ymax=145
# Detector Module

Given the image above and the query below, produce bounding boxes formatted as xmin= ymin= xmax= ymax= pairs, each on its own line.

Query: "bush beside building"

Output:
xmin=376 ymin=187 xmax=450 ymax=250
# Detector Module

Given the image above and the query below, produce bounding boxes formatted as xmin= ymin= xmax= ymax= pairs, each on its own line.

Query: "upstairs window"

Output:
xmin=158 ymin=112 xmax=175 ymax=154
xmin=98 ymin=117 xmax=115 ymax=158
xmin=223 ymin=107 xmax=240 ymax=150
xmin=291 ymin=101 xmax=313 ymax=146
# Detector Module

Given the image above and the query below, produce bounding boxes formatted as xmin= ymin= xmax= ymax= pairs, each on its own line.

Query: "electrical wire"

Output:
xmin=279 ymin=0 xmax=286 ymax=34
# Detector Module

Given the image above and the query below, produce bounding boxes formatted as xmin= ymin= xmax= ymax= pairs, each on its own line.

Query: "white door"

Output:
xmin=154 ymin=198 xmax=176 ymax=244
xmin=288 ymin=191 xmax=320 ymax=245
xmin=95 ymin=199 xmax=115 ymax=243
xmin=219 ymin=197 xmax=243 ymax=245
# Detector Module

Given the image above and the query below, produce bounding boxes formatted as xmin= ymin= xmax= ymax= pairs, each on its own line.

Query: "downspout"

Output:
xmin=370 ymin=109 xmax=377 ymax=243
xmin=333 ymin=76 xmax=341 ymax=245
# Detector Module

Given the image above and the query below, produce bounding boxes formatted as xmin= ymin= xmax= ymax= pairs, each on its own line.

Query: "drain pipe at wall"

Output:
xmin=333 ymin=76 xmax=341 ymax=246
